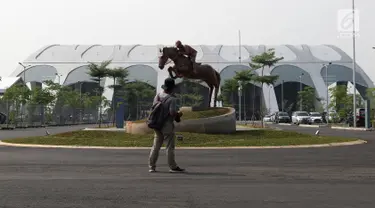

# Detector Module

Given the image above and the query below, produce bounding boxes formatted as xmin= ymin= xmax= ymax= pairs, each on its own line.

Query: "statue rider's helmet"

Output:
xmin=175 ymin=40 xmax=182 ymax=48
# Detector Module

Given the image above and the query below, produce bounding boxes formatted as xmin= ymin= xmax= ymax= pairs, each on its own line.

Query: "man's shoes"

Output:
xmin=149 ymin=167 xmax=156 ymax=173
xmin=169 ymin=167 xmax=186 ymax=173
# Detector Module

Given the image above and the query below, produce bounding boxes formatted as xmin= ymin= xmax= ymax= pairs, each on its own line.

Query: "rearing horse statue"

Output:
xmin=158 ymin=47 xmax=221 ymax=108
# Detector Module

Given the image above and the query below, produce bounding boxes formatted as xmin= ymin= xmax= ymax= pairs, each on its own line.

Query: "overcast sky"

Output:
xmin=0 ymin=0 xmax=374 ymax=81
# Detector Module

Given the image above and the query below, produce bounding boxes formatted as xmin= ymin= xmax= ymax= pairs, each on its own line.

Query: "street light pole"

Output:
xmin=18 ymin=62 xmax=31 ymax=126
xmin=18 ymin=62 xmax=31 ymax=84
xmin=238 ymin=81 xmax=242 ymax=122
xmin=299 ymin=73 xmax=304 ymax=111
xmin=55 ymin=73 xmax=62 ymax=85
xmin=352 ymin=0 xmax=357 ymax=127
xmin=324 ymin=63 xmax=332 ymax=124
xmin=281 ymin=80 xmax=284 ymax=112
xmin=268 ymin=85 xmax=272 ymax=114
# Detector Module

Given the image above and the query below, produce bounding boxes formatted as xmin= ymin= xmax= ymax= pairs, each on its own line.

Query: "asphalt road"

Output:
xmin=0 ymin=125 xmax=375 ymax=208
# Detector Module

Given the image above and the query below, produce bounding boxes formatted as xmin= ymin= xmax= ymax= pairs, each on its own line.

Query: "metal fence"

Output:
xmin=0 ymin=99 xmax=109 ymax=128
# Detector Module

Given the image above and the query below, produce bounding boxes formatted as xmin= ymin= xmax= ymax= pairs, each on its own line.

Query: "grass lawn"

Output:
xmin=132 ymin=107 xmax=230 ymax=123
xmin=2 ymin=129 xmax=358 ymax=147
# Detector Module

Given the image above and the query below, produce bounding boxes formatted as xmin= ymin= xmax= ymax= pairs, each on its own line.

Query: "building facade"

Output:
xmin=11 ymin=44 xmax=374 ymax=116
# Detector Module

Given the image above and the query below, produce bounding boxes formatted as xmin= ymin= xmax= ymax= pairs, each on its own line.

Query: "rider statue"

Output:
xmin=175 ymin=40 xmax=199 ymax=74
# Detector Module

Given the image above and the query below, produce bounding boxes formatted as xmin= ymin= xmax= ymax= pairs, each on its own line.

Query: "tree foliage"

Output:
xmin=297 ymin=86 xmax=318 ymax=112
xmin=329 ymin=85 xmax=357 ymax=119
xmin=87 ymin=60 xmax=111 ymax=86
xmin=249 ymin=48 xmax=283 ymax=122
xmin=220 ymin=78 xmax=239 ymax=106
xmin=250 ymin=48 xmax=285 ymax=69
xmin=175 ymin=81 xmax=203 ymax=107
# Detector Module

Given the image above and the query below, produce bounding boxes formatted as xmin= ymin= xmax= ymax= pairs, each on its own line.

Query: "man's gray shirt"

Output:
xmin=153 ymin=91 xmax=178 ymax=133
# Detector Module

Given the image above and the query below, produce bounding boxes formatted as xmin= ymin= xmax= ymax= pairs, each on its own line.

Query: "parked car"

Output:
xmin=309 ymin=112 xmax=323 ymax=123
xmin=274 ymin=111 xmax=290 ymax=123
xmin=291 ymin=111 xmax=311 ymax=125
xmin=263 ymin=115 xmax=272 ymax=122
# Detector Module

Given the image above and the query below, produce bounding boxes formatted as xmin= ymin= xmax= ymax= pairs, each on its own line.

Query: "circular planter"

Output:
xmin=126 ymin=107 xmax=236 ymax=135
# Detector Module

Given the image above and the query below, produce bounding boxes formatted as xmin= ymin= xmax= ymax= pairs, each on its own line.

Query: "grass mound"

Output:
xmin=2 ymin=129 xmax=357 ymax=147
xmin=133 ymin=107 xmax=230 ymax=123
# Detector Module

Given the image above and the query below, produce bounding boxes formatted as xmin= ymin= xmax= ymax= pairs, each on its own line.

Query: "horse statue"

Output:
xmin=158 ymin=46 xmax=221 ymax=108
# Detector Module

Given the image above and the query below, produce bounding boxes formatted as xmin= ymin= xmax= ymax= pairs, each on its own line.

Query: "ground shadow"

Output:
xmin=155 ymin=171 xmax=246 ymax=177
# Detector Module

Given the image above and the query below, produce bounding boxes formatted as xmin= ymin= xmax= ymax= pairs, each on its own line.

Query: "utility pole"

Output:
xmin=324 ymin=63 xmax=332 ymax=124
xmin=18 ymin=62 xmax=31 ymax=126
xmin=281 ymin=80 xmax=284 ymax=112
xmin=352 ymin=0 xmax=357 ymax=127
xmin=238 ymin=81 xmax=242 ymax=122
xmin=299 ymin=73 xmax=304 ymax=111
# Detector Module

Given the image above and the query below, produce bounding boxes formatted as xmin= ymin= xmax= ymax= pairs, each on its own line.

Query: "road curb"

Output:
xmin=331 ymin=126 xmax=373 ymax=131
xmin=0 ymin=140 xmax=367 ymax=150
xmin=83 ymin=128 xmax=125 ymax=131
xmin=298 ymin=124 xmax=320 ymax=128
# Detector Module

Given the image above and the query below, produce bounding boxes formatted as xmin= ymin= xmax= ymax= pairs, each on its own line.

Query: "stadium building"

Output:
xmin=9 ymin=44 xmax=375 ymax=120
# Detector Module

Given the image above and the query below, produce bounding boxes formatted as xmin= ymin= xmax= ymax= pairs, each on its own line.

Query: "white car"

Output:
xmin=263 ymin=115 xmax=272 ymax=122
xmin=291 ymin=111 xmax=311 ymax=125
xmin=309 ymin=112 xmax=323 ymax=123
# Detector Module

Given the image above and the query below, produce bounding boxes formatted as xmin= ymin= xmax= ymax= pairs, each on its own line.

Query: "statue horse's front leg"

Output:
xmin=168 ymin=66 xmax=183 ymax=79
xmin=167 ymin=67 xmax=177 ymax=79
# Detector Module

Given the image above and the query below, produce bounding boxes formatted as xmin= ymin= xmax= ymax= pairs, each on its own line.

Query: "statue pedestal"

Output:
xmin=180 ymin=106 xmax=209 ymax=112
xmin=126 ymin=107 xmax=236 ymax=135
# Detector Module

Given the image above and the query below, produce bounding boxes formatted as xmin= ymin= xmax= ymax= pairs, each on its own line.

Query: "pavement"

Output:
xmin=1 ymin=124 xmax=375 ymax=207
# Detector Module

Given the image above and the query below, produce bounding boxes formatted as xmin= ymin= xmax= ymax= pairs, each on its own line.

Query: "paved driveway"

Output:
xmin=0 ymin=124 xmax=375 ymax=207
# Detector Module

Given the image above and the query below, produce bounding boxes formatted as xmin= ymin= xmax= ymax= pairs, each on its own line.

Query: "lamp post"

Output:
xmin=323 ymin=62 xmax=332 ymax=124
xmin=299 ymin=73 xmax=304 ymax=111
xmin=268 ymin=85 xmax=272 ymax=114
xmin=238 ymin=81 xmax=242 ymax=122
xmin=281 ymin=80 xmax=284 ymax=112
xmin=18 ymin=62 xmax=31 ymax=84
xmin=18 ymin=62 xmax=31 ymax=126
xmin=351 ymin=0 xmax=357 ymax=127
xmin=55 ymin=73 xmax=63 ymax=85
xmin=78 ymin=81 xmax=84 ymax=123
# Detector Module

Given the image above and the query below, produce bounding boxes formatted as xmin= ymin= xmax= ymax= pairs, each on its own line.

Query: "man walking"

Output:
xmin=148 ymin=78 xmax=185 ymax=173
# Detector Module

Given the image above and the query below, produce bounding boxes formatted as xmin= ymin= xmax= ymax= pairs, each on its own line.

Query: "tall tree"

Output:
xmin=2 ymin=83 xmax=31 ymax=125
xmin=60 ymin=86 xmax=83 ymax=124
xmin=122 ymin=81 xmax=155 ymax=120
xmin=28 ymin=86 xmax=55 ymax=125
xmin=175 ymin=81 xmax=203 ymax=107
xmin=366 ymin=88 xmax=375 ymax=124
xmin=250 ymin=48 xmax=283 ymax=126
xmin=106 ymin=67 xmax=129 ymax=126
xmin=220 ymin=79 xmax=239 ymax=107
xmin=329 ymin=85 xmax=352 ymax=120
xmin=297 ymin=86 xmax=320 ymax=112
xmin=87 ymin=60 xmax=111 ymax=127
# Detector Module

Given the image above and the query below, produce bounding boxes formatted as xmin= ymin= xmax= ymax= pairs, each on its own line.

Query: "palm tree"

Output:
xmin=250 ymin=48 xmax=283 ymax=127
xmin=123 ymin=81 xmax=155 ymax=120
xmin=106 ymin=67 xmax=129 ymax=126
xmin=87 ymin=60 xmax=111 ymax=127
xmin=221 ymin=79 xmax=240 ymax=107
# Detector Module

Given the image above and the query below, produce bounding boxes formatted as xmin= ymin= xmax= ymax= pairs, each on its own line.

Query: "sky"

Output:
xmin=0 ymin=0 xmax=374 ymax=81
